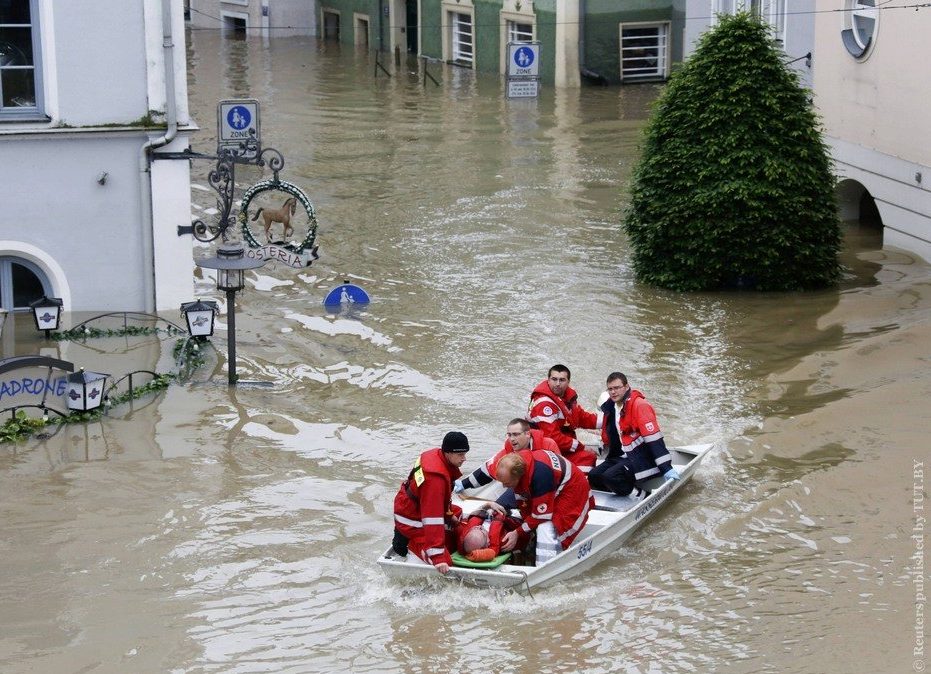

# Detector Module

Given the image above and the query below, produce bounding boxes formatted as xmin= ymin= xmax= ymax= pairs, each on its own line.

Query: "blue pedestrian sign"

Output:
xmin=227 ymin=106 xmax=251 ymax=130
xmin=507 ymin=42 xmax=540 ymax=78
xmin=218 ymin=99 xmax=260 ymax=155
xmin=514 ymin=46 xmax=534 ymax=69
xmin=323 ymin=282 xmax=371 ymax=307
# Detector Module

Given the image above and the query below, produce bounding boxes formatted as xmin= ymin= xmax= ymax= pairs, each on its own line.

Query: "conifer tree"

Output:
xmin=624 ymin=13 xmax=840 ymax=291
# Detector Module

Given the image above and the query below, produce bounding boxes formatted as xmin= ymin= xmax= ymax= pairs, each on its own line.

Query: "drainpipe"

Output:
xmin=139 ymin=0 xmax=179 ymax=312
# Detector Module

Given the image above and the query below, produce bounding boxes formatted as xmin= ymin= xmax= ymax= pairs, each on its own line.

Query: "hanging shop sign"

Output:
xmin=0 ymin=355 xmax=74 ymax=415
xmin=239 ymin=179 xmax=320 ymax=268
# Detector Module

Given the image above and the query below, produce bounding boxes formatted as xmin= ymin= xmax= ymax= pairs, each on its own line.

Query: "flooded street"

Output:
xmin=1 ymin=32 xmax=928 ymax=673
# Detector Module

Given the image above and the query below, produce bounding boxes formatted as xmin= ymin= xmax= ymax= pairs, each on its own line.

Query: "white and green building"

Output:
xmin=319 ymin=0 xmax=688 ymax=86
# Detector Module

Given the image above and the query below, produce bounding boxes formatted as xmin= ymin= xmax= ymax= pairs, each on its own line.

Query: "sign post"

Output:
xmin=506 ymin=42 xmax=541 ymax=99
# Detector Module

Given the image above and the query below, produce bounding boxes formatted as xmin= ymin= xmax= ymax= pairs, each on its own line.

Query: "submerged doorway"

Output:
xmin=406 ymin=0 xmax=418 ymax=53
xmin=323 ymin=10 xmax=340 ymax=40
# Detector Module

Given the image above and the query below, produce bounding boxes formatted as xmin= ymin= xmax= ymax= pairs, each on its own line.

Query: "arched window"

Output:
xmin=0 ymin=256 xmax=52 ymax=311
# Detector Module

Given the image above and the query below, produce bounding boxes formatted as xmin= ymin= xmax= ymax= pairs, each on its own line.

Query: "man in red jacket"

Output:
xmin=455 ymin=418 xmax=559 ymax=493
xmin=392 ymin=431 xmax=470 ymax=574
xmin=495 ymin=448 xmax=594 ymax=565
xmin=528 ymin=364 xmax=604 ymax=474
xmin=589 ymin=372 xmax=680 ymax=498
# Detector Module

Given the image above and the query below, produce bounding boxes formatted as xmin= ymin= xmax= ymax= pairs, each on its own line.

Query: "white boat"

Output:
xmin=377 ymin=443 xmax=713 ymax=593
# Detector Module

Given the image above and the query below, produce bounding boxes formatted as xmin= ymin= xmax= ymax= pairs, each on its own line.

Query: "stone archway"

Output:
xmin=835 ymin=178 xmax=884 ymax=251
xmin=0 ymin=242 xmax=71 ymax=312
xmin=835 ymin=178 xmax=883 ymax=229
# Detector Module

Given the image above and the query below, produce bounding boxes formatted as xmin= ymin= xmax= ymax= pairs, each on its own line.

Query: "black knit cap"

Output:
xmin=441 ymin=431 xmax=470 ymax=453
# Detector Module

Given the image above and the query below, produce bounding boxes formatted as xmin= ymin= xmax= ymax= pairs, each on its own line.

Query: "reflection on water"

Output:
xmin=0 ymin=31 xmax=928 ymax=674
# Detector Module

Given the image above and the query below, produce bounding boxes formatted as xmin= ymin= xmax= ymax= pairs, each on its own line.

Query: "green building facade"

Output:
xmin=318 ymin=0 xmax=685 ymax=85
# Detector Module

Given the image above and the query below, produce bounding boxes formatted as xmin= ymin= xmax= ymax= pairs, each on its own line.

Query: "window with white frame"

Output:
xmin=0 ymin=0 xmax=41 ymax=116
xmin=507 ymin=20 xmax=533 ymax=44
xmin=619 ymin=23 xmax=669 ymax=81
xmin=450 ymin=12 xmax=473 ymax=66
xmin=712 ymin=0 xmax=737 ymax=23
xmin=712 ymin=0 xmax=787 ymax=42
xmin=842 ymin=0 xmax=878 ymax=59
xmin=767 ymin=0 xmax=787 ymax=44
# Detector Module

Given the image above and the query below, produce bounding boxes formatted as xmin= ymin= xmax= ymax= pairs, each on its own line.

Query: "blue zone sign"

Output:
xmin=507 ymin=43 xmax=540 ymax=78
xmin=218 ymin=99 xmax=260 ymax=150
xmin=323 ymin=283 xmax=370 ymax=307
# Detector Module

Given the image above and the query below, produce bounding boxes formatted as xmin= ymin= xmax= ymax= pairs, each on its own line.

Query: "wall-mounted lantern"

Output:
xmin=180 ymin=299 xmax=219 ymax=338
xmin=29 ymin=296 xmax=64 ymax=338
xmin=67 ymin=368 xmax=109 ymax=412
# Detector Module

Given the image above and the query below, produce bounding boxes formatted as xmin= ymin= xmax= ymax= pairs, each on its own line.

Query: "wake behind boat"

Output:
xmin=378 ymin=443 xmax=713 ymax=592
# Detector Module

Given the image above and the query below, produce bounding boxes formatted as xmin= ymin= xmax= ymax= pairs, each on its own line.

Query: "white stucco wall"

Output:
xmin=0 ymin=133 xmax=149 ymax=310
xmin=813 ymin=0 xmax=931 ymax=263
xmin=53 ymin=1 xmax=150 ymax=125
xmin=0 ymin=0 xmax=195 ymax=312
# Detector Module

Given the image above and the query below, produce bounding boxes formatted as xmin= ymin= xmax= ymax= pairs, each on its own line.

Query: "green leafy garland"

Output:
xmin=53 ymin=325 xmax=184 ymax=341
xmin=0 ymin=339 xmax=205 ymax=443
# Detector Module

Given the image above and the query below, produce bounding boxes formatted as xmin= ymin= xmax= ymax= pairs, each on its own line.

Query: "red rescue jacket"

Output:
xmin=459 ymin=429 xmax=559 ymax=490
xmin=393 ymin=448 xmax=462 ymax=566
xmin=527 ymin=380 xmax=603 ymax=456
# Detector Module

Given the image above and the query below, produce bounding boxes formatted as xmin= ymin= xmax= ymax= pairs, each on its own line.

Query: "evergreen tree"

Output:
xmin=624 ymin=13 xmax=840 ymax=291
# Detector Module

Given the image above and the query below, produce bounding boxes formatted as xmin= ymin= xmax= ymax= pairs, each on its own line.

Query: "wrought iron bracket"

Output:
xmin=153 ymin=136 xmax=285 ymax=243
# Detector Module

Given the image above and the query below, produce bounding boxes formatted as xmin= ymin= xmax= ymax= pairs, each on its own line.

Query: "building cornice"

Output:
xmin=0 ymin=122 xmax=199 ymax=140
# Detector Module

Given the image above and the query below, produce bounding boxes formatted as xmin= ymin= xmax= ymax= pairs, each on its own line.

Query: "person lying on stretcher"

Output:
xmin=456 ymin=502 xmax=522 ymax=562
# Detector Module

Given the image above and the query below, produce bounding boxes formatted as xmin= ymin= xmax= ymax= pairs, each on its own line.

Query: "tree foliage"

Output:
xmin=623 ymin=13 xmax=840 ymax=291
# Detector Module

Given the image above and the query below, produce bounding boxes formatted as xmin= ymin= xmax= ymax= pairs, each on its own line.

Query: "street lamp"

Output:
xmin=194 ymin=245 xmax=264 ymax=385
xmin=29 ymin=295 xmax=63 ymax=339
xmin=67 ymin=368 xmax=109 ymax=412
xmin=180 ymin=299 xmax=219 ymax=338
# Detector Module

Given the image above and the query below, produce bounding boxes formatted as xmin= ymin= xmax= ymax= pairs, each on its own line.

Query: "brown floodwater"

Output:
xmin=0 ymin=31 xmax=928 ymax=674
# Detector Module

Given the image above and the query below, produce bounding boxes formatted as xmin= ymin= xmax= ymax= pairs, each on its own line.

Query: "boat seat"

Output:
xmin=585 ymin=509 xmax=619 ymax=527
xmin=592 ymin=489 xmax=640 ymax=512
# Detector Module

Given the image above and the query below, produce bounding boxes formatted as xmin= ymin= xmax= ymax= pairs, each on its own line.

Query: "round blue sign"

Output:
xmin=323 ymin=283 xmax=370 ymax=307
xmin=227 ymin=105 xmax=252 ymax=130
xmin=514 ymin=47 xmax=535 ymax=68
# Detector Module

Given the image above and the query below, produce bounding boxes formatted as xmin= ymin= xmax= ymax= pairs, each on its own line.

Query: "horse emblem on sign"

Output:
xmin=239 ymin=179 xmax=320 ymax=268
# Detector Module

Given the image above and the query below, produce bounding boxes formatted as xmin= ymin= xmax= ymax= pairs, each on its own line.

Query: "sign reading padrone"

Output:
xmin=218 ymin=99 xmax=261 ymax=150
xmin=507 ymin=43 xmax=540 ymax=78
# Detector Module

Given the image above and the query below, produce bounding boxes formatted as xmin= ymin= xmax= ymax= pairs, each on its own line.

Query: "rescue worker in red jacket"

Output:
xmin=589 ymin=372 xmax=680 ymax=498
xmin=392 ymin=431 xmax=470 ymax=574
xmin=454 ymin=418 xmax=559 ymax=493
xmin=528 ymin=364 xmax=604 ymax=474
xmin=496 ymin=448 xmax=594 ymax=565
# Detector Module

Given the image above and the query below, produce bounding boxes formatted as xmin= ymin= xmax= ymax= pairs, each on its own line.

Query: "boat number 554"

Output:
xmin=577 ymin=541 xmax=592 ymax=559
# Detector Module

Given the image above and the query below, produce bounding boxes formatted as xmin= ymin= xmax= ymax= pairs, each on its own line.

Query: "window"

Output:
xmin=0 ymin=257 xmax=51 ymax=311
xmin=0 ymin=0 xmax=41 ymax=117
xmin=712 ymin=0 xmax=737 ymax=23
xmin=749 ymin=0 xmax=787 ymax=43
xmin=711 ymin=1 xmax=787 ymax=43
xmin=842 ymin=0 xmax=878 ymax=59
xmin=767 ymin=0 xmax=787 ymax=44
xmin=451 ymin=12 xmax=473 ymax=66
xmin=507 ymin=20 xmax=533 ymax=45
xmin=619 ymin=23 xmax=669 ymax=81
